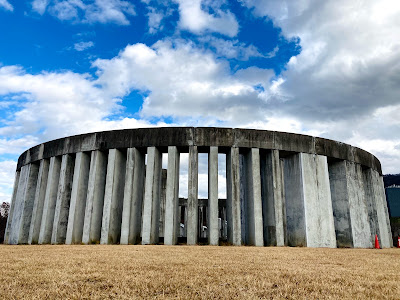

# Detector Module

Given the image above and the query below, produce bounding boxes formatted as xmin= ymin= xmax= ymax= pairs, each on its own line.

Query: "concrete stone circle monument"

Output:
xmin=4 ymin=127 xmax=392 ymax=248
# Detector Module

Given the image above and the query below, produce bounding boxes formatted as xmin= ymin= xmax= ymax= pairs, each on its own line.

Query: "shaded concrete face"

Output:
xmin=101 ymin=149 xmax=126 ymax=245
xmin=261 ymin=150 xmax=286 ymax=247
xmin=28 ymin=159 xmax=49 ymax=244
xmin=82 ymin=150 xmax=107 ymax=244
xmin=5 ymin=127 xmax=391 ymax=248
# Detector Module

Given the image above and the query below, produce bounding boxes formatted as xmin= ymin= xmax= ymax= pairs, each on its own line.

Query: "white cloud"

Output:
xmin=199 ymin=36 xmax=263 ymax=60
xmin=31 ymin=0 xmax=49 ymax=15
xmin=235 ymin=0 xmax=400 ymax=173
xmin=147 ymin=7 xmax=164 ymax=34
xmin=174 ymin=0 xmax=239 ymax=37
xmin=93 ymin=40 xmax=275 ymax=123
xmin=0 ymin=160 xmax=18 ymax=203
xmin=32 ymin=0 xmax=135 ymax=25
xmin=0 ymin=0 xmax=13 ymax=11
xmin=74 ymin=41 xmax=94 ymax=51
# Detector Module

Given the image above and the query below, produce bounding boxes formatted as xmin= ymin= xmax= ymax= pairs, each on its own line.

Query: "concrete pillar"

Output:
xmin=28 ymin=159 xmax=50 ymax=244
xmin=363 ymin=168 xmax=380 ymax=246
xmin=241 ymin=148 xmax=264 ymax=246
xmin=226 ymin=147 xmax=241 ymax=246
xmin=66 ymin=152 xmax=90 ymax=244
xmin=120 ymin=148 xmax=145 ymax=245
xmin=159 ymin=169 xmax=167 ymax=238
xmin=260 ymin=150 xmax=285 ymax=246
xmin=208 ymin=146 xmax=219 ymax=245
xmin=100 ymin=149 xmax=126 ymax=244
xmin=142 ymin=147 xmax=162 ymax=244
xmin=164 ymin=146 xmax=180 ymax=245
xmin=284 ymin=153 xmax=336 ymax=248
xmin=329 ymin=161 xmax=372 ymax=248
xmin=328 ymin=161 xmax=353 ymax=247
xmin=9 ymin=163 xmax=39 ymax=244
xmin=38 ymin=156 xmax=62 ymax=244
xmin=4 ymin=171 xmax=20 ymax=244
xmin=82 ymin=150 xmax=107 ymax=244
xmin=364 ymin=168 xmax=392 ymax=248
xmin=51 ymin=154 xmax=75 ymax=244
xmin=187 ymin=146 xmax=198 ymax=245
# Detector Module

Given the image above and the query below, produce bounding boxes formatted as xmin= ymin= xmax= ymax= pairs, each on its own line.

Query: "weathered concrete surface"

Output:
xmin=226 ymin=147 xmax=241 ymax=245
xmin=66 ymin=152 xmax=90 ymax=244
xmin=284 ymin=154 xmax=307 ymax=247
xmin=260 ymin=150 xmax=285 ymax=246
xmin=38 ymin=156 xmax=62 ymax=244
xmin=347 ymin=163 xmax=372 ymax=248
xmin=159 ymin=169 xmax=167 ymax=238
xmin=328 ymin=161 xmax=354 ymax=247
xmin=51 ymin=154 xmax=75 ymax=244
xmin=4 ymin=171 xmax=20 ymax=244
xmin=164 ymin=146 xmax=180 ymax=245
xmin=240 ymin=149 xmax=264 ymax=246
xmin=120 ymin=148 xmax=145 ymax=245
xmin=142 ymin=147 xmax=162 ymax=244
xmin=363 ymin=168 xmax=380 ymax=246
xmin=101 ymin=149 xmax=126 ymax=244
xmin=9 ymin=163 xmax=39 ymax=244
xmin=284 ymin=153 xmax=336 ymax=248
xmin=187 ymin=146 xmax=199 ymax=245
xmin=366 ymin=169 xmax=392 ymax=248
xmin=28 ymin=159 xmax=49 ymax=244
xmin=82 ymin=150 xmax=107 ymax=244
xmin=208 ymin=146 xmax=219 ymax=245
xmin=302 ymin=154 xmax=336 ymax=248
xmin=16 ymin=128 xmax=382 ymax=175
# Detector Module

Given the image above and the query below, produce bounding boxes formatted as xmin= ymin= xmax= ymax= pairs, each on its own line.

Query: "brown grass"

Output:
xmin=0 ymin=245 xmax=399 ymax=299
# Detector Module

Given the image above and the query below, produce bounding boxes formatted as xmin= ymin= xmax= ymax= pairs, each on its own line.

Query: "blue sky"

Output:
xmin=1 ymin=0 xmax=400 ymax=201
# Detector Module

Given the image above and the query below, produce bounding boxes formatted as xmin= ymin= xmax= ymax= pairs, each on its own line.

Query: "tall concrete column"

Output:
xmin=28 ymin=159 xmax=50 ymax=244
xmin=164 ymin=146 xmax=180 ymax=245
xmin=226 ymin=147 xmax=241 ymax=246
xmin=100 ymin=149 xmax=126 ymax=244
xmin=9 ymin=163 xmax=39 ymax=244
xmin=329 ymin=161 xmax=372 ymax=248
xmin=4 ymin=171 xmax=21 ymax=244
xmin=120 ymin=148 xmax=145 ymax=245
xmin=241 ymin=148 xmax=263 ymax=246
xmin=328 ymin=161 xmax=353 ymax=247
xmin=364 ymin=168 xmax=392 ymax=248
xmin=51 ymin=154 xmax=75 ymax=244
xmin=38 ymin=156 xmax=62 ymax=244
xmin=159 ymin=170 xmax=167 ymax=238
xmin=187 ymin=146 xmax=198 ymax=245
xmin=261 ymin=150 xmax=285 ymax=246
xmin=284 ymin=153 xmax=336 ymax=248
xmin=208 ymin=146 xmax=219 ymax=245
xmin=82 ymin=150 xmax=107 ymax=244
xmin=142 ymin=147 xmax=162 ymax=245
xmin=66 ymin=152 xmax=90 ymax=244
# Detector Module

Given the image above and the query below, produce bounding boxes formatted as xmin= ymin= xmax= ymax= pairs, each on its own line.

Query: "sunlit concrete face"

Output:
xmin=4 ymin=127 xmax=392 ymax=248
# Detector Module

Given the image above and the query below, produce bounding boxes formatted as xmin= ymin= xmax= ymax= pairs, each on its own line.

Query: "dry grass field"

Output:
xmin=0 ymin=245 xmax=399 ymax=299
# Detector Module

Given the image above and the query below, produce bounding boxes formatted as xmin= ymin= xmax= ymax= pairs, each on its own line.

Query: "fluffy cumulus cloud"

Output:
xmin=174 ymin=0 xmax=239 ymax=37
xmin=0 ymin=0 xmax=13 ymax=11
xmin=31 ymin=0 xmax=135 ymax=25
xmin=93 ymin=40 xmax=275 ymax=124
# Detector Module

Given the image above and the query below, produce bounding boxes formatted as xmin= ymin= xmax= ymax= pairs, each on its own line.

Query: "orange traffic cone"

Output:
xmin=374 ymin=234 xmax=380 ymax=249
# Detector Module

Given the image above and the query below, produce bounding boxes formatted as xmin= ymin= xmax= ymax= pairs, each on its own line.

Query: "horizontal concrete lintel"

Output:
xmin=16 ymin=127 xmax=382 ymax=174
